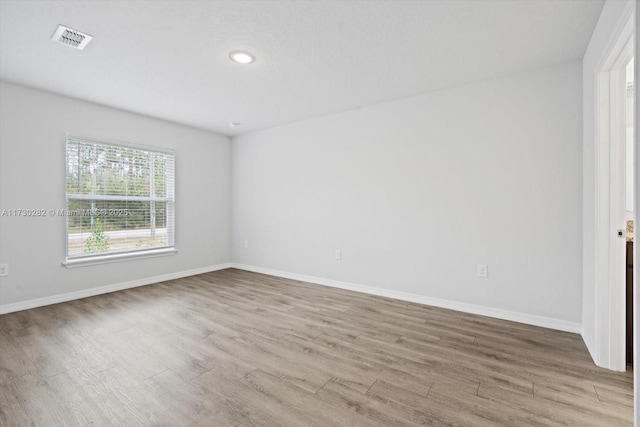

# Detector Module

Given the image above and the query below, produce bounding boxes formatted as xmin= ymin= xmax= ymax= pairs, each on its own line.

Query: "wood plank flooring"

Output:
xmin=0 ymin=268 xmax=633 ymax=426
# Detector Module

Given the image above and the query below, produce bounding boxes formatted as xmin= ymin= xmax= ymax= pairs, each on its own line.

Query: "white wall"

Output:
xmin=581 ymin=0 xmax=634 ymax=367
xmin=0 ymin=81 xmax=231 ymax=310
xmin=232 ymin=62 xmax=583 ymax=328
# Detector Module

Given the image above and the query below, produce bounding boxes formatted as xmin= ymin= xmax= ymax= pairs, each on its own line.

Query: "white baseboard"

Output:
xmin=231 ymin=263 xmax=582 ymax=334
xmin=1 ymin=262 xmax=582 ymax=335
xmin=0 ymin=263 xmax=233 ymax=315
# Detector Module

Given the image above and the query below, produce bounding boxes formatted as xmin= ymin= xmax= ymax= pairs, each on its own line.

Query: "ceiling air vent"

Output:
xmin=51 ymin=25 xmax=93 ymax=50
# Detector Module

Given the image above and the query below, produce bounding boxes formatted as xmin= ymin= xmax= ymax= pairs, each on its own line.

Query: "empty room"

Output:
xmin=0 ymin=0 xmax=638 ymax=425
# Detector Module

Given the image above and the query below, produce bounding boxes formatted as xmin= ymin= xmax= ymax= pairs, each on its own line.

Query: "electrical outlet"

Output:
xmin=477 ymin=264 xmax=488 ymax=278
xmin=335 ymin=249 xmax=342 ymax=260
xmin=0 ymin=264 xmax=8 ymax=277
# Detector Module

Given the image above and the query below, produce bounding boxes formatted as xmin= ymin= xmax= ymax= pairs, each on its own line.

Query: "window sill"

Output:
xmin=63 ymin=247 xmax=178 ymax=268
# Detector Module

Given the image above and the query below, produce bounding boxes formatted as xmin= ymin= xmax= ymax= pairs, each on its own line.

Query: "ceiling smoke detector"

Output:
xmin=51 ymin=25 xmax=93 ymax=50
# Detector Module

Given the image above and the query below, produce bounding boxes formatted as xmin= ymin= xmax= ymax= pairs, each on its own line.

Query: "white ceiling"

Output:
xmin=0 ymin=0 xmax=604 ymax=137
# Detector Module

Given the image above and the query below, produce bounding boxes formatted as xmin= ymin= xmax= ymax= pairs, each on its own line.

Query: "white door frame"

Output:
xmin=595 ymin=12 xmax=634 ymax=372
xmin=634 ymin=6 xmax=639 ymax=424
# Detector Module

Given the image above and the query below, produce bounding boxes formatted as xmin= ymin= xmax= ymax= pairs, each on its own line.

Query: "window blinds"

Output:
xmin=65 ymin=138 xmax=175 ymax=259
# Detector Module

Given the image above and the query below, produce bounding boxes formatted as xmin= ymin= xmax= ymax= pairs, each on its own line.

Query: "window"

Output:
xmin=65 ymin=138 xmax=175 ymax=262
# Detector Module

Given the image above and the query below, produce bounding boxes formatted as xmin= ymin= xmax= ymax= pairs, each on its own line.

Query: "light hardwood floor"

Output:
xmin=0 ymin=268 xmax=633 ymax=426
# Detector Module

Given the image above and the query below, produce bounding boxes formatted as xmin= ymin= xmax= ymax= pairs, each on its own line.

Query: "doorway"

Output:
xmin=624 ymin=57 xmax=634 ymax=365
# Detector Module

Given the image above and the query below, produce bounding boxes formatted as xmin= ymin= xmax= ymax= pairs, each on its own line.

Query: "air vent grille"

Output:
xmin=51 ymin=25 xmax=92 ymax=50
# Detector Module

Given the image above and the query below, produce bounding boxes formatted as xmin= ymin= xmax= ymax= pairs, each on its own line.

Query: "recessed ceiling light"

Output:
xmin=229 ymin=122 xmax=241 ymax=128
xmin=229 ymin=51 xmax=255 ymax=64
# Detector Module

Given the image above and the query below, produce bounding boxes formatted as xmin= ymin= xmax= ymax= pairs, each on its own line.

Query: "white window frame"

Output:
xmin=63 ymin=136 xmax=177 ymax=268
